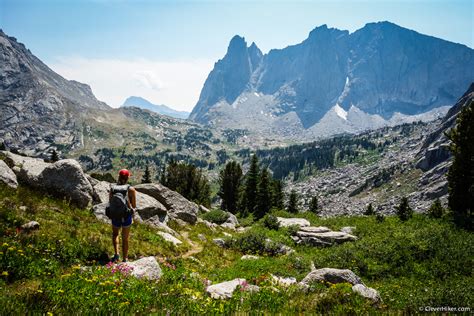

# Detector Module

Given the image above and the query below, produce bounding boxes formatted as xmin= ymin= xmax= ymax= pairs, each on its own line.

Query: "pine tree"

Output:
xmin=242 ymin=154 xmax=259 ymax=216
xmin=142 ymin=164 xmax=152 ymax=183
xmin=365 ymin=203 xmax=375 ymax=216
xmin=396 ymin=197 xmax=413 ymax=221
xmin=287 ymin=190 xmax=299 ymax=214
xmin=271 ymin=179 xmax=285 ymax=210
xmin=309 ymin=196 xmax=319 ymax=214
xmin=218 ymin=161 xmax=243 ymax=214
xmin=447 ymin=100 xmax=473 ymax=230
xmin=51 ymin=149 xmax=59 ymax=162
xmin=0 ymin=142 xmax=5 ymax=151
xmin=428 ymin=199 xmax=444 ymax=219
xmin=255 ymin=167 xmax=271 ymax=219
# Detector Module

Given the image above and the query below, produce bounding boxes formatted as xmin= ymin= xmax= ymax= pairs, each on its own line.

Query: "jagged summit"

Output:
xmin=190 ymin=21 xmax=474 ymax=138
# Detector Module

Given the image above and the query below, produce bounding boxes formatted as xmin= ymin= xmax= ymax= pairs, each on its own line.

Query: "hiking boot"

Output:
xmin=111 ymin=254 xmax=120 ymax=263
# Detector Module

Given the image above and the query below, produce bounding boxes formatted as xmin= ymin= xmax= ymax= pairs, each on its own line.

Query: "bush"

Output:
xmin=376 ymin=212 xmax=385 ymax=222
xmin=364 ymin=203 xmax=375 ymax=216
xmin=428 ymin=199 xmax=444 ymax=219
xmin=396 ymin=197 xmax=413 ymax=221
xmin=228 ymin=230 xmax=267 ymax=255
xmin=201 ymin=209 xmax=229 ymax=225
xmin=286 ymin=224 xmax=300 ymax=236
xmin=262 ymin=214 xmax=280 ymax=230
xmin=90 ymin=172 xmax=115 ymax=183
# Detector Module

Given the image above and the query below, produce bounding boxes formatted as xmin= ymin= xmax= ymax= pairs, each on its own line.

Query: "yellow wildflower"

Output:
xmin=57 ymin=289 xmax=64 ymax=294
xmin=0 ymin=252 xmax=3 ymax=255
xmin=2 ymin=271 xmax=8 ymax=276
xmin=2 ymin=243 xmax=8 ymax=247
xmin=47 ymin=312 xmax=53 ymax=316
xmin=72 ymin=265 xmax=81 ymax=270
xmin=17 ymin=249 xmax=23 ymax=253
xmin=37 ymin=290 xmax=43 ymax=293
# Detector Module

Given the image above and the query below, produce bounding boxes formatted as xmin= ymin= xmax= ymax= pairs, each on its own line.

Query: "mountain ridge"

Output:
xmin=189 ymin=21 xmax=474 ymax=137
xmin=122 ymin=96 xmax=190 ymax=119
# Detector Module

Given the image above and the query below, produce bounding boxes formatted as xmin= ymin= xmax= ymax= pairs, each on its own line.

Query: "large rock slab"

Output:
xmin=124 ymin=256 xmax=162 ymax=280
xmin=40 ymin=159 xmax=94 ymax=208
xmin=300 ymin=268 xmax=363 ymax=286
xmin=296 ymin=231 xmax=357 ymax=244
xmin=221 ymin=212 xmax=239 ymax=229
xmin=206 ymin=278 xmax=246 ymax=299
xmin=135 ymin=183 xmax=199 ymax=224
xmin=277 ymin=217 xmax=311 ymax=228
xmin=352 ymin=284 xmax=382 ymax=303
xmin=1 ymin=151 xmax=48 ymax=187
xmin=0 ymin=159 xmax=18 ymax=189
xmin=299 ymin=226 xmax=331 ymax=233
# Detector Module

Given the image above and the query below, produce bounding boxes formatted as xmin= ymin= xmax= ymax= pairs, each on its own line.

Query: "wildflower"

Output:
xmin=17 ymin=249 xmax=23 ymax=253
xmin=72 ymin=265 xmax=81 ymax=270
xmin=61 ymin=273 xmax=71 ymax=278
xmin=112 ymin=289 xmax=119 ymax=293
xmin=37 ymin=289 xmax=43 ymax=293
xmin=0 ymin=252 xmax=3 ymax=255
xmin=2 ymin=243 xmax=8 ymax=247
xmin=57 ymin=289 xmax=64 ymax=294
xmin=2 ymin=271 xmax=8 ymax=276
xmin=8 ymin=247 xmax=15 ymax=251
xmin=47 ymin=312 xmax=53 ymax=316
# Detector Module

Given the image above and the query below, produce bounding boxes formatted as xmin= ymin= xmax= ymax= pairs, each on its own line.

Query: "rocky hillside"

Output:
xmin=0 ymin=30 xmax=237 ymax=171
xmin=190 ymin=22 xmax=474 ymax=139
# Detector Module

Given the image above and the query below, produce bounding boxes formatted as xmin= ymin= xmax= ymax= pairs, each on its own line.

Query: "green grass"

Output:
xmin=1 ymin=184 xmax=473 ymax=314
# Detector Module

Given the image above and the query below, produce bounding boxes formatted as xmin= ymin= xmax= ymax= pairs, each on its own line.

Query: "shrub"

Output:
xmin=262 ymin=214 xmax=280 ymax=230
xmin=90 ymin=172 xmax=115 ymax=183
xmin=396 ymin=197 xmax=413 ymax=221
xmin=376 ymin=212 xmax=385 ymax=222
xmin=364 ymin=203 xmax=375 ymax=216
xmin=286 ymin=224 xmax=300 ymax=237
xmin=201 ymin=209 xmax=229 ymax=225
xmin=428 ymin=199 xmax=444 ymax=219
xmin=228 ymin=230 xmax=267 ymax=255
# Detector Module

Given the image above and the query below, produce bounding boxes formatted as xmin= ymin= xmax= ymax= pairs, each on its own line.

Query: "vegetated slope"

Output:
xmin=190 ymin=22 xmax=474 ymax=139
xmin=1 ymin=184 xmax=472 ymax=313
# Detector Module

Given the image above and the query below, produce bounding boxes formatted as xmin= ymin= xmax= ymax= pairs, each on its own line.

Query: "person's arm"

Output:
xmin=128 ymin=187 xmax=137 ymax=209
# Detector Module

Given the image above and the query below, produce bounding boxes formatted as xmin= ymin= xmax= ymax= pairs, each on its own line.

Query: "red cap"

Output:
xmin=118 ymin=169 xmax=131 ymax=178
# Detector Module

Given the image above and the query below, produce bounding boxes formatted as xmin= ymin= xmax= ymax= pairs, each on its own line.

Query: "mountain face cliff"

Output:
xmin=190 ymin=22 xmax=474 ymax=137
xmin=0 ymin=29 xmax=110 ymax=155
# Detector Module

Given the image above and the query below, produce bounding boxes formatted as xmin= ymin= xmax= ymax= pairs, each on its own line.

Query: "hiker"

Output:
xmin=106 ymin=169 xmax=137 ymax=263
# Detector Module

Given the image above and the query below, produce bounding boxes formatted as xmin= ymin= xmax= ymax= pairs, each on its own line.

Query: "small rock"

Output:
xmin=124 ymin=256 xmax=162 ymax=280
xmin=158 ymin=232 xmax=182 ymax=245
xmin=241 ymin=255 xmax=259 ymax=260
xmin=21 ymin=221 xmax=40 ymax=231
xmin=352 ymin=284 xmax=382 ymax=303
xmin=213 ymin=238 xmax=226 ymax=248
xmin=340 ymin=226 xmax=356 ymax=234
xmin=206 ymin=278 xmax=246 ymax=299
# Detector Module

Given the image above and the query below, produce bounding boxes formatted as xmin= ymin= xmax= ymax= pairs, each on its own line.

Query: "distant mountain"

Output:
xmin=190 ymin=22 xmax=474 ymax=139
xmin=122 ymin=96 xmax=189 ymax=119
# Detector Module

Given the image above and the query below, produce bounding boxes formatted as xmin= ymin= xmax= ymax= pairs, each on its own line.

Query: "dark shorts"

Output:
xmin=112 ymin=215 xmax=133 ymax=228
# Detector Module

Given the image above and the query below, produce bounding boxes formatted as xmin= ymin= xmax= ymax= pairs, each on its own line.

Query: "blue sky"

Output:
xmin=1 ymin=0 xmax=473 ymax=110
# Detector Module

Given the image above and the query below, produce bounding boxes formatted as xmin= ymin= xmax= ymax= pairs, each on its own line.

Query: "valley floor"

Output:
xmin=1 ymin=184 xmax=472 ymax=314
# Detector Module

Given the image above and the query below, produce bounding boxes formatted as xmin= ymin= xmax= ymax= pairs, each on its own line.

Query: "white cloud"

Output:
xmin=48 ymin=57 xmax=214 ymax=111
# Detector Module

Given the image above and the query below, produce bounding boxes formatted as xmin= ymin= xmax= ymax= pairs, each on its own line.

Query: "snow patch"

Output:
xmin=334 ymin=104 xmax=348 ymax=120
xmin=254 ymin=92 xmax=260 ymax=97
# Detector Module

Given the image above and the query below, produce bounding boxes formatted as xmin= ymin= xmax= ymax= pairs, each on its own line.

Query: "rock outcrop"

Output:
xmin=277 ymin=217 xmax=311 ymax=228
xmin=134 ymin=183 xmax=199 ymax=224
xmin=206 ymin=278 xmax=253 ymax=299
xmin=40 ymin=159 xmax=94 ymax=208
xmin=0 ymin=159 xmax=18 ymax=189
xmin=300 ymin=268 xmax=363 ymax=286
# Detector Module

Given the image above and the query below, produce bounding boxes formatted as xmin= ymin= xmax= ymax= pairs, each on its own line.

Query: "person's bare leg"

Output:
xmin=122 ymin=227 xmax=130 ymax=261
xmin=112 ymin=225 xmax=120 ymax=257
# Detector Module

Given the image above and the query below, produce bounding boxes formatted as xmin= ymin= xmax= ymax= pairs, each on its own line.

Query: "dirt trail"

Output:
xmin=180 ymin=231 xmax=203 ymax=259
